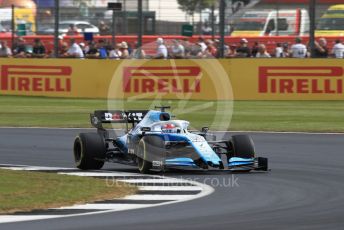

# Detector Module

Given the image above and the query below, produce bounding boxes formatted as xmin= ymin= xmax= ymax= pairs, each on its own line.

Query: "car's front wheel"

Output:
xmin=231 ymin=135 xmax=255 ymax=158
xmin=137 ymin=138 xmax=152 ymax=174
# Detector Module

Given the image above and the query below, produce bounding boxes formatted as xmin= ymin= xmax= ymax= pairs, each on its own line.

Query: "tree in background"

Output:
xmin=177 ymin=0 xmax=216 ymax=25
xmin=231 ymin=0 xmax=252 ymax=13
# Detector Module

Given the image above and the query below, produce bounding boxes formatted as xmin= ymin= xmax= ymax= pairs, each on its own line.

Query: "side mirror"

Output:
xmin=201 ymin=127 xmax=209 ymax=133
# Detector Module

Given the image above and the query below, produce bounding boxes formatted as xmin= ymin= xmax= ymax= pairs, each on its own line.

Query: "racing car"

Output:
xmin=73 ymin=106 xmax=268 ymax=173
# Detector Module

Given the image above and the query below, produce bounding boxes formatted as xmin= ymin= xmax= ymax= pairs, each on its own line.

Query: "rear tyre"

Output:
xmin=73 ymin=133 xmax=106 ymax=170
xmin=231 ymin=135 xmax=255 ymax=158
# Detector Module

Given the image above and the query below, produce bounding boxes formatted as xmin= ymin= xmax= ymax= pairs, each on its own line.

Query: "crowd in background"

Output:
xmin=1 ymin=35 xmax=344 ymax=59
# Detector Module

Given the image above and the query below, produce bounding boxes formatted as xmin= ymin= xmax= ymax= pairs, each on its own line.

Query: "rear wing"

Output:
xmin=90 ymin=110 xmax=149 ymax=129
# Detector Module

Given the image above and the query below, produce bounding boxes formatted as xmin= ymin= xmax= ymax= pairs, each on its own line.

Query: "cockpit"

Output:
xmin=151 ymin=120 xmax=190 ymax=134
xmin=132 ymin=110 xmax=189 ymax=134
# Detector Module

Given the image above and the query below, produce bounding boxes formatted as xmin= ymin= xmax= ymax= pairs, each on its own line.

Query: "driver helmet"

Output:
xmin=161 ymin=123 xmax=178 ymax=133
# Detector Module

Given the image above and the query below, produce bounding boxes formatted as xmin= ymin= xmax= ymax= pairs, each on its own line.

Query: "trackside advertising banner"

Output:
xmin=0 ymin=58 xmax=344 ymax=100
xmin=230 ymin=59 xmax=344 ymax=100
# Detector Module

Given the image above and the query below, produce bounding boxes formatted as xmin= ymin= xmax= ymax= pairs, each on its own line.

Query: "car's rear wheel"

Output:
xmin=231 ymin=135 xmax=255 ymax=158
xmin=73 ymin=133 xmax=106 ymax=170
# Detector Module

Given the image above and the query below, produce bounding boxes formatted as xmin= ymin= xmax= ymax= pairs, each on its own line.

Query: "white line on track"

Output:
xmin=0 ymin=164 xmax=214 ymax=224
xmin=58 ymin=203 xmax=150 ymax=211
xmin=0 ymin=166 xmax=75 ymax=171
xmin=0 ymin=216 xmax=61 ymax=224
xmin=58 ymin=172 xmax=158 ymax=177
xmin=123 ymin=194 xmax=199 ymax=201
xmin=139 ymin=186 xmax=202 ymax=191
xmin=117 ymin=178 xmax=193 ymax=184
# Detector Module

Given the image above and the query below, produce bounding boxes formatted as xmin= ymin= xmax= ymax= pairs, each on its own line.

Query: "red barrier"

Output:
xmin=262 ymin=0 xmax=343 ymax=3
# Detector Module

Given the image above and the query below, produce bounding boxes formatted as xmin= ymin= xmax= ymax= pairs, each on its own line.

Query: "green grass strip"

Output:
xmin=0 ymin=169 xmax=137 ymax=214
xmin=0 ymin=95 xmax=343 ymax=132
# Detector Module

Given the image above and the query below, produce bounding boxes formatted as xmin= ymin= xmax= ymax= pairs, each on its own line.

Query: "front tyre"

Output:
xmin=137 ymin=138 xmax=152 ymax=174
xmin=231 ymin=135 xmax=255 ymax=158
xmin=73 ymin=133 xmax=106 ymax=170
xmin=136 ymin=136 xmax=165 ymax=174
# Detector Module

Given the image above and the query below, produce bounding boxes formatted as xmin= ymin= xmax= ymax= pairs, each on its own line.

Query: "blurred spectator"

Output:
xmin=120 ymin=41 xmax=130 ymax=59
xmin=83 ymin=41 xmax=92 ymax=54
xmin=0 ymin=41 xmax=12 ymax=57
xmin=197 ymin=36 xmax=207 ymax=52
xmin=85 ymin=41 xmax=99 ymax=59
xmin=282 ymin=43 xmax=290 ymax=58
xmin=98 ymin=21 xmax=110 ymax=35
xmin=251 ymin=41 xmax=259 ymax=57
xmin=170 ymin=39 xmax=185 ymax=59
xmin=332 ymin=39 xmax=344 ymax=58
xmin=190 ymin=43 xmax=203 ymax=58
xmin=275 ymin=43 xmax=283 ymax=58
xmin=314 ymin=38 xmax=328 ymax=58
xmin=109 ymin=44 xmax=122 ymax=59
xmin=155 ymin=37 xmax=168 ymax=59
xmin=202 ymin=22 xmax=212 ymax=35
xmin=97 ymin=39 xmax=108 ymax=59
xmin=66 ymin=24 xmax=79 ymax=36
xmin=275 ymin=43 xmax=290 ymax=58
xmin=213 ymin=39 xmax=219 ymax=57
xmin=11 ymin=37 xmax=21 ymax=51
xmin=256 ymin=44 xmax=271 ymax=58
xmin=131 ymin=42 xmax=146 ymax=59
xmin=59 ymin=42 xmax=69 ymax=57
xmin=222 ymin=45 xmax=230 ymax=58
xmin=236 ymin=38 xmax=251 ymax=57
xmin=290 ymin=37 xmax=307 ymax=58
xmin=127 ymin=43 xmax=133 ymax=55
xmin=181 ymin=38 xmax=192 ymax=58
xmin=66 ymin=38 xmax=84 ymax=58
xmin=31 ymin=38 xmax=46 ymax=58
xmin=58 ymin=35 xmax=65 ymax=50
xmin=8 ymin=36 xmax=344 ymax=60
xmin=203 ymin=39 xmax=217 ymax=58
xmin=79 ymin=42 xmax=86 ymax=55
xmin=213 ymin=39 xmax=227 ymax=58
xmin=225 ymin=44 xmax=237 ymax=58
xmin=107 ymin=46 xmax=116 ymax=59
xmin=13 ymin=37 xmax=27 ymax=58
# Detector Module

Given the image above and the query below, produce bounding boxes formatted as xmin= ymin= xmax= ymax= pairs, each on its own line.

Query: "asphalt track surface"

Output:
xmin=0 ymin=128 xmax=343 ymax=230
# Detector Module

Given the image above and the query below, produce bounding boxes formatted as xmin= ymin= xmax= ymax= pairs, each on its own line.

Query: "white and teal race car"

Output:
xmin=73 ymin=106 xmax=268 ymax=174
